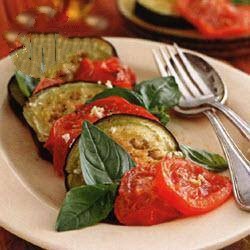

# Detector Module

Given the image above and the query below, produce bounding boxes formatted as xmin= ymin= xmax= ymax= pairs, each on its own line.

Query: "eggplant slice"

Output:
xmin=23 ymin=82 xmax=106 ymax=143
xmin=8 ymin=76 xmax=27 ymax=120
xmin=8 ymin=76 xmax=52 ymax=160
xmin=11 ymin=34 xmax=117 ymax=79
xmin=135 ymin=0 xmax=192 ymax=29
xmin=65 ymin=114 xmax=179 ymax=190
xmin=8 ymin=35 xmax=118 ymax=159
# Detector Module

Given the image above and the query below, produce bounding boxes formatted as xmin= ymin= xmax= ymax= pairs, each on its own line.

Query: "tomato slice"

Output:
xmin=33 ymin=78 xmax=65 ymax=94
xmin=114 ymin=164 xmax=180 ymax=226
xmin=154 ymin=157 xmax=232 ymax=216
xmin=75 ymin=57 xmax=136 ymax=89
xmin=176 ymin=0 xmax=250 ymax=38
xmin=45 ymin=96 xmax=158 ymax=176
xmin=33 ymin=57 xmax=136 ymax=94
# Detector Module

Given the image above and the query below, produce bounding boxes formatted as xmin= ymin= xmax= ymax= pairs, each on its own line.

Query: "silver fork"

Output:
xmin=153 ymin=45 xmax=250 ymax=211
xmin=162 ymin=43 xmax=250 ymax=139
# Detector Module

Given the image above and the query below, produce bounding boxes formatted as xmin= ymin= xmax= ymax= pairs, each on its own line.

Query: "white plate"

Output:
xmin=0 ymin=37 xmax=249 ymax=250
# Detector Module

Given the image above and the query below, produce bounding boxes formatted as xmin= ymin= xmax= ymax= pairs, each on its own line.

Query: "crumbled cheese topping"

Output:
xmin=198 ymin=174 xmax=206 ymax=182
xmin=97 ymin=80 xmax=102 ymax=85
xmin=167 ymin=151 xmax=184 ymax=158
xmin=105 ymin=80 xmax=113 ymax=88
xmin=110 ymin=127 xmax=117 ymax=134
xmin=189 ymin=174 xmax=206 ymax=187
xmin=73 ymin=168 xmax=82 ymax=174
xmin=62 ymin=133 xmax=70 ymax=143
xmin=189 ymin=178 xmax=202 ymax=186
xmin=90 ymin=106 xmax=105 ymax=119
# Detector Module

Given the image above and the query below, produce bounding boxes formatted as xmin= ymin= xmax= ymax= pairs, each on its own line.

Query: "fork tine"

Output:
xmin=166 ymin=45 xmax=201 ymax=97
xmin=159 ymin=47 xmax=193 ymax=100
xmin=152 ymin=49 xmax=169 ymax=77
xmin=173 ymin=43 xmax=212 ymax=95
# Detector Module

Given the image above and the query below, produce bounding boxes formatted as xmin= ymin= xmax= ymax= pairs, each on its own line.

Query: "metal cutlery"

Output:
xmin=153 ymin=45 xmax=250 ymax=211
xmin=157 ymin=43 xmax=250 ymax=140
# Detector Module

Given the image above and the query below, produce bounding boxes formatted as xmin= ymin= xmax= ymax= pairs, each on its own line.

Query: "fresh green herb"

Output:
xmin=8 ymin=78 xmax=28 ymax=107
xmin=57 ymin=121 xmax=135 ymax=231
xmin=87 ymin=77 xmax=181 ymax=125
xmin=15 ymin=71 xmax=39 ymax=97
xmin=135 ymin=77 xmax=181 ymax=125
xmin=79 ymin=121 xmax=135 ymax=185
xmin=56 ymin=184 xmax=118 ymax=232
xmin=150 ymin=106 xmax=170 ymax=125
xmin=135 ymin=77 xmax=181 ymax=110
xmin=232 ymin=0 xmax=250 ymax=4
xmin=180 ymin=145 xmax=228 ymax=172
xmin=87 ymin=87 xmax=145 ymax=107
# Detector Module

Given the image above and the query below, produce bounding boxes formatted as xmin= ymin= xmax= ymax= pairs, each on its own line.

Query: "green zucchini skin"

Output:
xmin=64 ymin=114 xmax=179 ymax=190
xmin=8 ymin=77 xmax=52 ymax=161
xmin=134 ymin=0 xmax=193 ymax=29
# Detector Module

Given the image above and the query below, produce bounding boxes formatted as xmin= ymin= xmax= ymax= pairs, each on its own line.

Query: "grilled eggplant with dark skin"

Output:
xmin=8 ymin=76 xmax=27 ymax=120
xmin=8 ymin=36 xmax=118 ymax=157
xmin=65 ymin=114 xmax=179 ymax=190
xmin=8 ymin=76 xmax=53 ymax=160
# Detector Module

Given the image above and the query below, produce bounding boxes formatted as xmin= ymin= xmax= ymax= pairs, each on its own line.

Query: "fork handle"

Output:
xmin=205 ymin=110 xmax=250 ymax=211
xmin=208 ymin=101 xmax=250 ymax=140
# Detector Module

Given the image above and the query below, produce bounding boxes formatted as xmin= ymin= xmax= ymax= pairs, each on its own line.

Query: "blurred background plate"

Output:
xmin=117 ymin=0 xmax=250 ymax=58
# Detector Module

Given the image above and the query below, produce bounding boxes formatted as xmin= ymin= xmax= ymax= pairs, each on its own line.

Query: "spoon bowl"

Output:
xmin=173 ymin=52 xmax=227 ymax=116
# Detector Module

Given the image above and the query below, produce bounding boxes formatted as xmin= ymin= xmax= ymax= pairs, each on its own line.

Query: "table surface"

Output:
xmin=0 ymin=0 xmax=249 ymax=249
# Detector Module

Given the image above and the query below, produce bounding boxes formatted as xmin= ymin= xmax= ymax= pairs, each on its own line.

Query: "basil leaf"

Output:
xmin=79 ymin=121 xmax=135 ymax=185
xmin=180 ymin=145 xmax=228 ymax=172
xmin=150 ymin=106 xmax=170 ymax=125
xmin=87 ymin=77 xmax=180 ymax=125
xmin=87 ymin=87 xmax=145 ymax=107
xmin=232 ymin=0 xmax=250 ymax=4
xmin=56 ymin=184 xmax=118 ymax=232
xmin=15 ymin=71 xmax=39 ymax=97
xmin=135 ymin=76 xmax=181 ymax=110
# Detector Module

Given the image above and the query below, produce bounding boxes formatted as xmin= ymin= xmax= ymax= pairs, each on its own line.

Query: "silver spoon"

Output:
xmin=153 ymin=47 xmax=250 ymax=211
xmin=170 ymin=44 xmax=250 ymax=140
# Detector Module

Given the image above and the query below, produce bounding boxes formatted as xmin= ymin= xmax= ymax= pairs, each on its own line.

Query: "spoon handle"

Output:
xmin=209 ymin=101 xmax=250 ymax=140
xmin=205 ymin=110 xmax=250 ymax=211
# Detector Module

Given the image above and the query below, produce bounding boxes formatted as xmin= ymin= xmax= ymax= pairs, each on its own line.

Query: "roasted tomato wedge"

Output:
xmin=114 ymin=164 xmax=180 ymax=226
xmin=176 ymin=0 xmax=250 ymax=39
xmin=75 ymin=57 xmax=136 ymax=89
xmin=33 ymin=78 xmax=65 ymax=94
xmin=33 ymin=57 xmax=136 ymax=94
xmin=154 ymin=157 xmax=232 ymax=216
xmin=45 ymin=96 xmax=158 ymax=176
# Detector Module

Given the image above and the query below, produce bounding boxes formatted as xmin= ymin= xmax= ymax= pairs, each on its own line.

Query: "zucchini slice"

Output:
xmin=11 ymin=34 xmax=117 ymax=78
xmin=135 ymin=0 xmax=192 ymax=29
xmin=65 ymin=114 xmax=179 ymax=190
xmin=23 ymin=82 xmax=106 ymax=142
